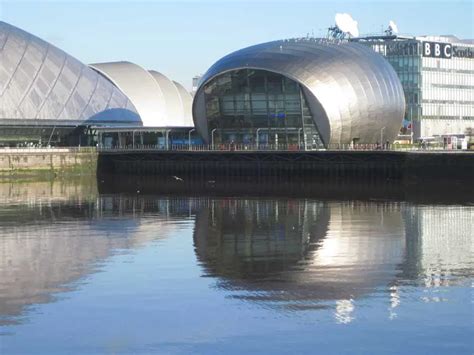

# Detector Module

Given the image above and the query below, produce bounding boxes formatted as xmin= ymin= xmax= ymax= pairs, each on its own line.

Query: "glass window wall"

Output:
xmin=204 ymin=69 xmax=323 ymax=148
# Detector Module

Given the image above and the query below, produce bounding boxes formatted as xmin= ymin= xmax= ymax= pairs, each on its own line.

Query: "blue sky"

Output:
xmin=0 ymin=0 xmax=473 ymax=89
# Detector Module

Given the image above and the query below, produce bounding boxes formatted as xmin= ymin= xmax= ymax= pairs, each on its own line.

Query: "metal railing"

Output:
xmin=0 ymin=147 xmax=97 ymax=154
xmin=1 ymin=143 xmax=471 ymax=154
xmin=97 ymin=142 xmax=473 ymax=152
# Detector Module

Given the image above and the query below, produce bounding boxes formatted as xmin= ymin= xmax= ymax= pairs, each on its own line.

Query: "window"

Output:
xmin=203 ymin=69 xmax=324 ymax=147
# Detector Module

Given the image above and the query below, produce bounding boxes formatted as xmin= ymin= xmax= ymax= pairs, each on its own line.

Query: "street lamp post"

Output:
xmin=165 ymin=130 xmax=170 ymax=150
xmin=188 ymin=128 xmax=195 ymax=150
xmin=211 ymin=128 xmax=217 ymax=150
xmin=380 ymin=126 xmax=386 ymax=149
xmin=47 ymin=126 xmax=56 ymax=147
xmin=256 ymin=128 xmax=263 ymax=149
xmin=298 ymin=128 xmax=303 ymax=149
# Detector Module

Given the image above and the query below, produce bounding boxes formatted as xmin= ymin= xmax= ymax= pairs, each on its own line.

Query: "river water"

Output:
xmin=0 ymin=177 xmax=472 ymax=354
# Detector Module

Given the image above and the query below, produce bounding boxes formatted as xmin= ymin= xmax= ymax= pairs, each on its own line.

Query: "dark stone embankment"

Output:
xmin=97 ymin=150 xmax=474 ymax=182
xmin=2 ymin=149 xmax=472 ymax=185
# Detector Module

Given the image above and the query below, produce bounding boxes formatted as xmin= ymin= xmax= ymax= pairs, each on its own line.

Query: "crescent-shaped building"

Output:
xmin=193 ymin=38 xmax=406 ymax=148
xmin=0 ymin=21 xmax=140 ymax=128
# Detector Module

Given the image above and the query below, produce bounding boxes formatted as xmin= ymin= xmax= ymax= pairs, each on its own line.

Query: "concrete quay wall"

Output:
xmin=98 ymin=150 xmax=474 ymax=181
xmin=3 ymin=149 xmax=471 ymax=181
xmin=0 ymin=148 xmax=98 ymax=178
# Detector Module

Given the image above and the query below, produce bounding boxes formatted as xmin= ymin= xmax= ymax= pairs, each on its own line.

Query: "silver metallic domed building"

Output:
xmin=0 ymin=21 xmax=140 ymax=127
xmin=193 ymin=38 xmax=405 ymax=148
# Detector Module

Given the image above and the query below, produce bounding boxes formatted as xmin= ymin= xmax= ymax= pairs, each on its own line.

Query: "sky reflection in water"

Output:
xmin=0 ymin=179 xmax=472 ymax=354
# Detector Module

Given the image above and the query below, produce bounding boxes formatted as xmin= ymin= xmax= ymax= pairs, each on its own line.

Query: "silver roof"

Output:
xmin=172 ymin=80 xmax=193 ymax=126
xmin=193 ymin=38 xmax=405 ymax=144
xmin=0 ymin=21 xmax=140 ymax=126
xmin=90 ymin=62 xmax=193 ymax=127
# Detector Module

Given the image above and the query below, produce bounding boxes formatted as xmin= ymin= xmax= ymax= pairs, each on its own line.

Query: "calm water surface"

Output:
xmin=0 ymin=179 xmax=472 ymax=354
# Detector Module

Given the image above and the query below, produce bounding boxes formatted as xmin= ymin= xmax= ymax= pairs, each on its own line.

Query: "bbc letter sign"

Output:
xmin=422 ymin=42 xmax=452 ymax=59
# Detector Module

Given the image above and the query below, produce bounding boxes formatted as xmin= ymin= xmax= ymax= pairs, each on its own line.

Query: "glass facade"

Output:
xmin=203 ymin=69 xmax=323 ymax=148
xmin=385 ymin=43 xmax=422 ymax=129
xmin=364 ymin=37 xmax=474 ymax=139
xmin=370 ymin=40 xmax=423 ymax=135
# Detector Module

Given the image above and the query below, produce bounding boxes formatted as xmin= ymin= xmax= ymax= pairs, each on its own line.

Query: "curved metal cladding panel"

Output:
xmin=0 ymin=21 xmax=140 ymax=126
xmin=193 ymin=39 xmax=405 ymax=145
xmin=172 ymin=80 xmax=194 ymax=127
xmin=148 ymin=70 xmax=193 ymax=127
xmin=89 ymin=62 xmax=166 ymax=127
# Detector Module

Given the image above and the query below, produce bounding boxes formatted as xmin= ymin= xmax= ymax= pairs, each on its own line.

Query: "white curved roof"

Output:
xmin=148 ymin=70 xmax=184 ymax=125
xmin=90 ymin=62 xmax=166 ymax=126
xmin=90 ymin=62 xmax=193 ymax=127
xmin=172 ymin=81 xmax=194 ymax=126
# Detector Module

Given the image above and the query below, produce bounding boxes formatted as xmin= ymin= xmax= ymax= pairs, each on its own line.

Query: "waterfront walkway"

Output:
xmin=0 ymin=144 xmax=472 ymax=154
xmin=97 ymin=142 xmax=473 ymax=153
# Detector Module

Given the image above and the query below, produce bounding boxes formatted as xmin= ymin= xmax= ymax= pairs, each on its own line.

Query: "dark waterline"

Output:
xmin=0 ymin=177 xmax=472 ymax=354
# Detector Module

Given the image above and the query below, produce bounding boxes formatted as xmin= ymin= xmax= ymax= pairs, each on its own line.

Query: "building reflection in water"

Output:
xmin=193 ymin=198 xmax=472 ymax=322
xmin=0 ymin=180 xmax=198 ymax=326
xmin=193 ymin=199 xmax=407 ymax=322
xmin=402 ymin=206 xmax=473 ymax=289
xmin=0 ymin=180 xmax=472 ymax=327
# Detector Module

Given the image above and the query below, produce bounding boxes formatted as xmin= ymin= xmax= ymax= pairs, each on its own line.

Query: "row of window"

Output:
xmin=422 ymin=104 xmax=474 ymax=117
xmin=422 ymin=56 xmax=474 ymax=71
xmin=403 ymin=102 xmax=474 ymax=120
xmin=204 ymin=69 xmax=300 ymax=96
xmin=387 ymin=56 xmax=421 ymax=71
xmin=431 ymin=83 xmax=474 ymax=90
xmin=204 ymin=69 xmax=323 ymax=146
xmin=422 ymin=67 xmax=474 ymax=74
xmin=421 ymin=115 xmax=474 ymax=120
xmin=218 ymin=95 xmax=301 ymax=112
xmin=422 ymin=99 xmax=474 ymax=105
xmin=405 ymin=92 xmax=420 ymax=104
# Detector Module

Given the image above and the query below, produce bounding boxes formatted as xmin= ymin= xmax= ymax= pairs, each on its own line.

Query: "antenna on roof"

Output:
xmin=328 ymin=13 xmax=359 ymax=39
xmin=385 ymin=20 xmax=399 ymax=35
